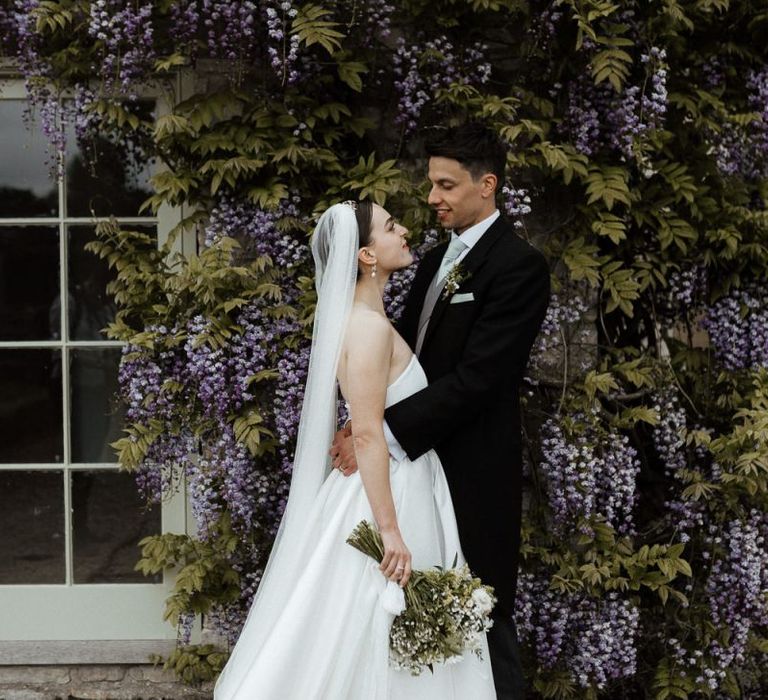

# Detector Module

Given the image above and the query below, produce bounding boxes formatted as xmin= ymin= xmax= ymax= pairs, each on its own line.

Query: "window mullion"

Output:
xmin=59 ymin=152 xmax=74 ymax=586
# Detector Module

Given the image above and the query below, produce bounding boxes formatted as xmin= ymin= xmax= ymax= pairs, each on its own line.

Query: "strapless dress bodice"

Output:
xmin=343 ymin=354 xmax=426 ymax=460
xmin=384 ymin=354 xmax=427 ymax=407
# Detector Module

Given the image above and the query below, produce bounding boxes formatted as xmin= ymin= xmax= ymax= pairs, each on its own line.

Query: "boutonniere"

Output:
xmin=441 ymin=263 xmax=472 ymax=300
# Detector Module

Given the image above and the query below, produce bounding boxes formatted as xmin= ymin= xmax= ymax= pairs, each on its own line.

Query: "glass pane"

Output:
xmin=0 ymin=471 xmax=65 ymax=584
xmin=70 ymin=347 xmax=124 ymax=463
xmin=72 ymin=470 xmax=161 ymax=583
xmin=0 ymin=226 xmax=60 ymax=341
xmin=65 ymin=102 xmax=155 ymax=218
xmin=68 ymin=225 xmax=117 ymax=341
xmin=0 ymin=349 xmax=63 ymax=463
xmin=67 ymin=225 xmax=156 ymax=340
xmin=0 ymin=101 xmax=58 ymax=218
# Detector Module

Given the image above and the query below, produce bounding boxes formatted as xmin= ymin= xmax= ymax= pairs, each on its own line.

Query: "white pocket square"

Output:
xmin=449 ymin=292 xmax=475 ymax=304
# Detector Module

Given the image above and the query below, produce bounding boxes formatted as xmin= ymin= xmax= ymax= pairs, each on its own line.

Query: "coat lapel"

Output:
xmin=420 ymin=216 xmax=507 ymax=353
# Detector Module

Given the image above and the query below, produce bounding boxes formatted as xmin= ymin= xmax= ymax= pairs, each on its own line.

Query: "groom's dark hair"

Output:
xmin=424 ymin=122 xmax=507 ymax=188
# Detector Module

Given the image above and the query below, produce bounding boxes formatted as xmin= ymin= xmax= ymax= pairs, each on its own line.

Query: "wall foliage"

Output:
xmin=3 ymin=0 xmax=768 ymax=696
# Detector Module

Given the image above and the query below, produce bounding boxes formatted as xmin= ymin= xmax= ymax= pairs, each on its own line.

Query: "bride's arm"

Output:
xmin=344 ymin=312 xmax=411 ymax=586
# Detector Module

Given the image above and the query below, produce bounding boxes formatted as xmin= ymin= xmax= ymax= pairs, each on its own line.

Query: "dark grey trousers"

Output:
xmin=487 ymin=616 xmax=526 ymax=699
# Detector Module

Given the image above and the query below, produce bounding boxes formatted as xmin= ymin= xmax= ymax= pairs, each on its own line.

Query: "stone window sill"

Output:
xmin=0 ymin=640 xmax=178 ymax=665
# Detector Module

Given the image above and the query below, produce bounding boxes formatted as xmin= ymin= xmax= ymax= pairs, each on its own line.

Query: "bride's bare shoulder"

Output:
xmin=345 ymin=307 xmax=393 ymax=349
xmin=347 ymin=306 xmax=391 ymax=332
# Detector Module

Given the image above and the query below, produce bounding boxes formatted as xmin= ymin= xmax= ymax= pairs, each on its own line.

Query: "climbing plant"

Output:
xmin=3 ymin=0 xmax=768 ymax=696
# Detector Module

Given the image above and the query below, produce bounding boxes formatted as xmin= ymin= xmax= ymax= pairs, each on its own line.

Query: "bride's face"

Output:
xmin=366 ymin=204 xmax=413 ymax=273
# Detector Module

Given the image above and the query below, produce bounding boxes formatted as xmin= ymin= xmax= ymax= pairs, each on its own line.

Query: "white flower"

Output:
xmin=471 ymin=587 xmax=494 ymax=614
xmin=464 ymin=631 xmax=483 ymax=650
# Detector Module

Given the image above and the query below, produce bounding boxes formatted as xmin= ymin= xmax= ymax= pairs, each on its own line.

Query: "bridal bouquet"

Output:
xmin=346 ymin=520 xmax=496 ymax=675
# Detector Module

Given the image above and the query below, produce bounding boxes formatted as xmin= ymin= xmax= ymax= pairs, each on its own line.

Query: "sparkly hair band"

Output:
xmin=341 ymin=200 xmax=358 ymax=210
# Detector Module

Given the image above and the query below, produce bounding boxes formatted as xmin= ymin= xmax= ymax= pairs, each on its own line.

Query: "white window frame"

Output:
xmin=0 ymin=72 xmax=199 ymax=662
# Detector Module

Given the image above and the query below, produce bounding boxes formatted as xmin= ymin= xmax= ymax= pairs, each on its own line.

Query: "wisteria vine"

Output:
xmin=3 ymin=1 xmax=768 ymax=696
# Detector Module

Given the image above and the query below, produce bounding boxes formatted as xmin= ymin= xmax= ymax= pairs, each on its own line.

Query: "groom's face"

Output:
xmin=427 ymin=156 xmax=495 ymax=233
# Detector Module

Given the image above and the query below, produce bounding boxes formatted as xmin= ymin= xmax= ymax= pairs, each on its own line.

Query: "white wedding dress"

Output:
xmin=214 ymin=353 xmax=497 ymax=699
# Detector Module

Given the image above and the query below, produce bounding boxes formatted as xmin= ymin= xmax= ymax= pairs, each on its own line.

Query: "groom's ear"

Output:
xmin=480 ymin=173 xmax=498 ymax=198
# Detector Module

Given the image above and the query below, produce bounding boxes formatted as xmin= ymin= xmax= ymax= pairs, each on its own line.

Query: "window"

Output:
xmin=0 ymin=80 xmax=190 ymax=651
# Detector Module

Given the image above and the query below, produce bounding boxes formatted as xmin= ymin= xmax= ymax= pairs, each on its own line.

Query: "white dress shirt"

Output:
xmin=450 ymin=208 xmax=500 ymax=265
xmin=383 ymin=209 xmax=501 ymax=461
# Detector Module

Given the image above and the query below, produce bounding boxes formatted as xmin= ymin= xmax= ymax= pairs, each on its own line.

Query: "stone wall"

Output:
xmin=0 ymin=665 xmax=212 ymax=700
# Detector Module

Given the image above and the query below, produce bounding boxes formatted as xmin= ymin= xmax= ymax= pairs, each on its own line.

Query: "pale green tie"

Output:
xmin=436 ymin=235 xmax=468 ymax=282
xmin=415 ymin=236 xmax=468 ymax=354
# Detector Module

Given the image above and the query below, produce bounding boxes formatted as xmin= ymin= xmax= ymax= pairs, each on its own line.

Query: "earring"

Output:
xmin=371 ymin=262 xmax=377 ymax=278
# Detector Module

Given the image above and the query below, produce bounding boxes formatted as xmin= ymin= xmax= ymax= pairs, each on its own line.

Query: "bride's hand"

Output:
xmin=379 ymin=527 xmax=412 ymax=588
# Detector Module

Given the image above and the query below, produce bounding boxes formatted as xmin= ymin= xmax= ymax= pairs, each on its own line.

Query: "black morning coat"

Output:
xmin=385 ymin=213 xmax=550 ymax=618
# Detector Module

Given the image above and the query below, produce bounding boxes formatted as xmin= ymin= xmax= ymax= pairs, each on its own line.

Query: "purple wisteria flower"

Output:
xmin=358 ymin=1 xmax=396 ymax=47
xmin=539 ymin=415 xmax=640 ymax=536
xmin=392 ymin=35 xmax=491 ymax=133
xmin=704 ymin=512 xmax=768 ymax=689
xmin=114 ymin=203 xmax=313 ymax=637
xmin=7 ymin=0 xmax=74 ymax=172
xmin=88 ymin=0 xmax=156 ymax=96
xmin=562 ymin=46 xmax=668 ymax=165
xmin=515 ymin=572 xmax=640 ymax=689
xmin=526 ymin=290 xmax=591 ymax=387
xmin=663 ymin=264 xmax=708 ymax=318
xmin=701 ymin=283 xmax=768 ymax=371
xmin=526 ymin=4 xmax=564 ymax=54
xmin=200 ymin=0 xmax=259 ymax=63
xmin=204 ymin=195 xmax=307 ymax=270
xmin=650 ymin=387 xmax=705 ymax=538
xmin=169 ymin=0 xmax=201 ymax=59
xmin=708 ymin=68 xmax=768 ymax=180
xmin=264 ymin=1 xmax=300 ymax=84
xmin=501 ymin=184 xmax=531 ymax=230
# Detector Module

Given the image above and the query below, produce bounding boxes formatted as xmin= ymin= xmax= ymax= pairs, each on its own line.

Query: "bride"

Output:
xmin=213 ymin=200 xmax=496 ymax=699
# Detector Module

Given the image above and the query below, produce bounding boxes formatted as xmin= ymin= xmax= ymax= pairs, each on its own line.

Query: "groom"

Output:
xmin=332 ymin=122 xmax=550 ymax=698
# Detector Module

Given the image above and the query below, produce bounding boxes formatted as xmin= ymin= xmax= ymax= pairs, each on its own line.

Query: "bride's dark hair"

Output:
xmin=354 ymin=199 xmax=374 ymax=279
xmin=354 ymin=199 xmax=374 ymax=247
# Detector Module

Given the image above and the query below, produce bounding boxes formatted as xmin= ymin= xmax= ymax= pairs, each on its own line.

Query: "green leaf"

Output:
xmin=562 ymin=237 xmax=602 ymax=285
xmin=591 ymin=48 xmax=633 ymax=92
xmin=535 ymin=142 xmax=589 ymax=184
xmin=656 ymin=214 xmax=698 ymax=253
xmin=155 ymin=53 xmax=188 ymax=72
xmin=33 ymin=1 xmax=74 ymax=34
xmin=342 ymin=154 xmax=403 ymax=205
xmin=154 ymin=113 xmax=195 ymax=139
xmin=592 ymin=212 xmax=626 ymax=244
xmin=337 ymin=60 xmax=368 ymax=92
xmin=585 ymin=166 xmax=631 ymax=211
xmin=247 ymin=179 xmax=290 ymax=209
xmin=584 ymin=371 xmax=619 ymax=399
xmin=313 ymin=102 xmax=352 ymax=123
xmin=233 ymin=410 xmax=275 ymax=457
xmin=618 ymin=406 xmax=660 ymax=427
xmin=292 ymin=5 xmax=345 ymax=55
xmin=601 ymin=262 xmax=641 ymax=316
xmin=614 ymin=358 xmax=655 ymax=388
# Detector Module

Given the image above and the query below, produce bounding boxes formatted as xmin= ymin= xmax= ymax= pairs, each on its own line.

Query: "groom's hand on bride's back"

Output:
xmin=330 ymin=423 xmax=358 ymax=476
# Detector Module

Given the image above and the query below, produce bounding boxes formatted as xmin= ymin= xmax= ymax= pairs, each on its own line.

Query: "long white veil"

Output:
xmin=214 ymin=202 xmax=359 ymax=694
